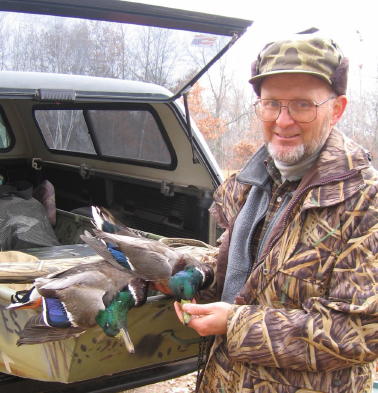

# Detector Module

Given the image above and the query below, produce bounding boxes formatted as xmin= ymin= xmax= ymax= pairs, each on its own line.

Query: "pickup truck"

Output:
xmin=0 ymin=1 xmax=252 ymax=392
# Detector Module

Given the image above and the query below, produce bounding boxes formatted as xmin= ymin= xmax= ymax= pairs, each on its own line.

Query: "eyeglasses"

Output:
xmin=253 ymin=96 xmax=336 ymax=123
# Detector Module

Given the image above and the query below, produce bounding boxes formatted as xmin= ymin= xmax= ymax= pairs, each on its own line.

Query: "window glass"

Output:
xmin=0 ymin=11 xmax=228 ymax=95
xmin=35 ymin=110 xmax=96 ymax=154
xmin=34 ymin=108 xmax=172 ymax=165
xmin=0 ymin=112 xmax=11 ymax=149
xmin=87 ymin=109 xmax=171 ymax=164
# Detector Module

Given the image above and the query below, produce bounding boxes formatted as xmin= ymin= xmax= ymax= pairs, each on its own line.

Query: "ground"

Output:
xmin=123 ymin=372 xmax=196 ymax=393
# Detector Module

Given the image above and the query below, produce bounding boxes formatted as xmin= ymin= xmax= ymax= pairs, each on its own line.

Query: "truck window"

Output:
xmin=35 ymin=109 xmax=96 ymax=154
xmin=88 ymin=109 xmax=171 ymax=164
xmin=34 ymin=107 xmax=173 ymax=166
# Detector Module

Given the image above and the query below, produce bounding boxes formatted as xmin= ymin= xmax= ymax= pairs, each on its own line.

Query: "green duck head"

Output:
xmin=168 ymin=267 xmax=203 ymax=300
xmin=96 ymin=290 xmax=136 ymax=352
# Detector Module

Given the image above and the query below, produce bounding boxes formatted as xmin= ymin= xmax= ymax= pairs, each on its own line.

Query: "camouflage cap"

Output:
xmin=249 ymin=37 xmax=348 ymax=95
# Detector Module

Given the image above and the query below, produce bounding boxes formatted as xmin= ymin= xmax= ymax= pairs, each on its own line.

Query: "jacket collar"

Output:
xmin=236 ymin=145 xmax=271 ymax=188
xmin=299 ymin=128 xmax=370 ymax=209
xmin=304 ymin=128 xmax=369 ymax=180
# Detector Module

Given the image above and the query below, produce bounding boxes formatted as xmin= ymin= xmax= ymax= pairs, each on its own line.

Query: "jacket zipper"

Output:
xmin=256 ymin=169 xmax=359 ymax=266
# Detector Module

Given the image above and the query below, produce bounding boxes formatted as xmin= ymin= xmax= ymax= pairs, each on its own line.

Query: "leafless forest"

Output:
xmin=1 ymin=12 xmax=377 ymax=170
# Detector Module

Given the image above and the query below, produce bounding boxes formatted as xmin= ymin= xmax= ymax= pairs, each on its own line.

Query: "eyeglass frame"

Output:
xmin=253 ymin=96 xmax=337 ymax=123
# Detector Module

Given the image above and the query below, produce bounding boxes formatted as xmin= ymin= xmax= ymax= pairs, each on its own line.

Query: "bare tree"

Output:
xmin=0 ymin=13 xmax=9 ymax=70
xmin=122 ymin=26 xmax=181 ymax=88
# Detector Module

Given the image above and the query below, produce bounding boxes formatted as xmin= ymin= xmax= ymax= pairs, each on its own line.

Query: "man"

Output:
xmin=174 ymin=36 xmax=378 ymax=392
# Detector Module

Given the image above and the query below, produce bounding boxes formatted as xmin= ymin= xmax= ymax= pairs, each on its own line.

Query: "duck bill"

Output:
xmin=119 ymin=328 xmax=135 ymax=354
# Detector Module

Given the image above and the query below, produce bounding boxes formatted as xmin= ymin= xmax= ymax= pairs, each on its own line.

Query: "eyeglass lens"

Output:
xmin=255 ymin=99 xmax=317 ymax=123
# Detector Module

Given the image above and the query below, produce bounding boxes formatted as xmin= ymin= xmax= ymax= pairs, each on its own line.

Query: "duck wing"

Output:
xmin=55 ymin=286 xmax=108 ymax=327
xmin=35 ymin=269 xmax=108 ymax=292
xmin=92 ymin=231 xmax=179 ymax=280
xmin=17 ymin=313 xmax=85 ymax=346
xmin=80 ymin=231 xmax=131 ymax=270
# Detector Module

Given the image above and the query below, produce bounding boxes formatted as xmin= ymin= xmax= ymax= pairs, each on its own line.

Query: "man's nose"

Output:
xmin=275 ymin=106 xmax=296 ymax=127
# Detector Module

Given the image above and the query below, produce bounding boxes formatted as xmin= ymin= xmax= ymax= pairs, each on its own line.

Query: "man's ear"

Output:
xmin=331 ymin=95 xmax=347 ymax=126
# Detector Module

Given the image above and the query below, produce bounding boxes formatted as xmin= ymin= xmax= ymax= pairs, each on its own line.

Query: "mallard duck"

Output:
xmin=8 ymin=259 xmax=148 ymax=352
xmin=88 ymin=206 xmax=214 ymax=323
xmin=83 ymin=227 xmax=213 ymax=322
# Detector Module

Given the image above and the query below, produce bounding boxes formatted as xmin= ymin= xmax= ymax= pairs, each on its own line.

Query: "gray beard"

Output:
xmin=267 ymin=142 xmax=305 ymax=164
xmin=267 ymin=121 xmax=331 ymax=164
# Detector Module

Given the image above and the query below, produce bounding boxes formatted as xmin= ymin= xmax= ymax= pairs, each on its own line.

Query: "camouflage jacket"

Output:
xmin=201 ymin=129 xmax=378 ymax=393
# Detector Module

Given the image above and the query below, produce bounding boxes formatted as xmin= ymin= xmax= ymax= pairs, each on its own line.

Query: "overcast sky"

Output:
xmin=130 ymin=0 xmax=377 ymax=92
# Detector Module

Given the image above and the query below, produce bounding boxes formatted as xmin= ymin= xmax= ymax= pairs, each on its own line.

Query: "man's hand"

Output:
xmin=174 ymin=301 xmax=232 ymax=336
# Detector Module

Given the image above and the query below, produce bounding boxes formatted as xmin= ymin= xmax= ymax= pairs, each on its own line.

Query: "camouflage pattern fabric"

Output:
xmin=249 ymin=37 xmax=343 ymax=86
xmin=201 ymin=129 xmax=378 ymax=392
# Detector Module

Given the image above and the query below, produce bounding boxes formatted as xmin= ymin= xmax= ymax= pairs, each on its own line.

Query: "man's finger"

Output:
xmin=181 ymin=303 xmax=210 ymax=316
xmin=173 ymin=301 xmax=184 ymax=324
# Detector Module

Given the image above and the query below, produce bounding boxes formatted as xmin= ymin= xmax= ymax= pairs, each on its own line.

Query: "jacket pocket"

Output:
xmin=263 ymin=265 xmax=328 ymax=309
xmin=272 ymin=235 xmax=339 ymax=305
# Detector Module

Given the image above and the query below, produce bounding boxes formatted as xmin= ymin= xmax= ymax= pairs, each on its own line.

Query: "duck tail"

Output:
xmin=8 ymin=287 xmax=42 ymax=310
xmin=91 ymin=205 xmax=108 ymax=231
xmin=91 ymin=205 xmax=122 ymax=234
xmin=8 ymin=290 xmax=76 ymax=327
xmin=91 ymin=205 xmax=146 ymax=238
